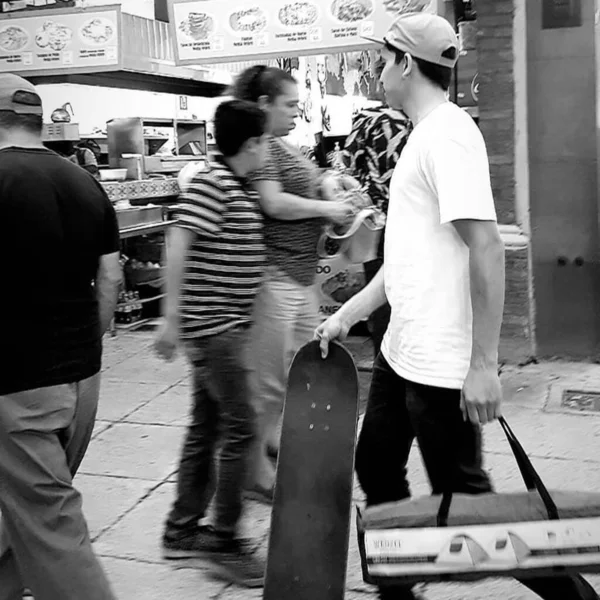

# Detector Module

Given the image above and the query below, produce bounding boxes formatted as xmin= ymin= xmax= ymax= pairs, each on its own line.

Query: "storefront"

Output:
xmin=472 ymin=0 xmax=600 ymax=361
xmin=164 ymin=0 xmax=486 ymax=321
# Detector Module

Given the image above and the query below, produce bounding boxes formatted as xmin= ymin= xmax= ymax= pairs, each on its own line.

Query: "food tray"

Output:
xmin=125 ymin=265 xmax=165 ymax=287
xmin=116 ymin=206 xmax=164 ymax=230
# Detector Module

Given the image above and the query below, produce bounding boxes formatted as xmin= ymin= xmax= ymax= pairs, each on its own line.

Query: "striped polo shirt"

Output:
xmin=251 ymin=135 xmax=324 ymax=286
xmin=173 ymin=154 xmax=265 ymax=339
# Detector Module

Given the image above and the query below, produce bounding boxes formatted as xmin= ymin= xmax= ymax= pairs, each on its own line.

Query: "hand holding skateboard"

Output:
xmin=314 ymin=314 xmax=351 ymax=359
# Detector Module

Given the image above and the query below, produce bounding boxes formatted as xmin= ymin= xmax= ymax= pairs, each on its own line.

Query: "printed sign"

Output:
xmin=0 ymin=5 xmax=120 ymax=73
xmin=168 ymin=0 xmax=390 ymax=65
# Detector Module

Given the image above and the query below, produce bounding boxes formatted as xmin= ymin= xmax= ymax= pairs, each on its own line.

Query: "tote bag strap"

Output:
xmin=437 ymin=417 xmax=559 ymax=527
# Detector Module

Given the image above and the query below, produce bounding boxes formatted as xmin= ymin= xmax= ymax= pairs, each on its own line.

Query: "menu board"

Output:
xmin=0 ymin=5 xmax=120 ymax=74
xmin=168 ymin=0 xmax=390 ymax=65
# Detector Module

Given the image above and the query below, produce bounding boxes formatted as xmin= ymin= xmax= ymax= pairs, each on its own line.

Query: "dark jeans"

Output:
xmin=363 ymin=258 xmax=391 ymax=358
xmin=165 ymin=326 xmax=256 ymax=538
xmin=357 ymin=354 xmax=599 ymax=600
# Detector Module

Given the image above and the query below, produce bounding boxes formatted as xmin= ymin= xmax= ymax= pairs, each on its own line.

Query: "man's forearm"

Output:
xmin=162 ymin=227 xmax=192 ymax=325
xmin=97 ymin=278 xmax=120 ymax=334
xmin=337 ymin=266 xmax=387 ymax=328
xmin=469 ymin=240 xmax=506 ymax=368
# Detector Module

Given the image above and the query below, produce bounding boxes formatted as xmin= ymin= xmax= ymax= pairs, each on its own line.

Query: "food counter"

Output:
xmin=101 ymin=177 xmax=180 ymax=204
xmin=100 ymin=177 xmax=180 ymax=237
xmin=99 ymin=177 xmax=180 ymax=332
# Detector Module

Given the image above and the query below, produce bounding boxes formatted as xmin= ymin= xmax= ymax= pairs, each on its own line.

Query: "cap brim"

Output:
xmin=361 ymin=34 xmax=385 ymax=45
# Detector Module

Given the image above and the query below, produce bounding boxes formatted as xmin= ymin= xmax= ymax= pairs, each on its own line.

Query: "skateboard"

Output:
xmin=263 ymin=340 xmax=360 ymax=600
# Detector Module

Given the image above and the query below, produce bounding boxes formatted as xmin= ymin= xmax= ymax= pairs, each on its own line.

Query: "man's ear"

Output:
xmin=403 ymin=54 xmax=414 ymax=77
xmin=240 ymin=137 xmax=258 ymax=154
xmin=257 ymin=94 xmax=269 ymax=110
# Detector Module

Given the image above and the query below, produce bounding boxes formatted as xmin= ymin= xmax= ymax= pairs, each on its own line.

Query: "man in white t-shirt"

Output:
xmin=315 ymin=13 xmax=598 ymax=600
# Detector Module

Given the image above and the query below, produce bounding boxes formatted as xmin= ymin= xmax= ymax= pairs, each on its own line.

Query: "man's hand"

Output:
xmin=461 ymin=366 xmax=502 ymax=426
xmin=314 ymin=313 xmax=351 ymax=358
xmin=154 ymin=319 xmax=179 ymax=362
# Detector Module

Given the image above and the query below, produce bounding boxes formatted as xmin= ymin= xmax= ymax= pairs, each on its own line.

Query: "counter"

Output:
xmin=104 ymin=179 xmax=179 ymax=334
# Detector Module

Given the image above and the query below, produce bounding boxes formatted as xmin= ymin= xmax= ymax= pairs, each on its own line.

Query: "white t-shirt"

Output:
xmin=381 ymin=101 xmax=497 ymax=390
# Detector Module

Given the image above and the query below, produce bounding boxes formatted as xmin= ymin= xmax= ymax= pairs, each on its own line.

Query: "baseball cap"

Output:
xmin=364 ymin=12 xmax=459 ymax=69
xmin=0 ymin=73 xmax=43 ymax=115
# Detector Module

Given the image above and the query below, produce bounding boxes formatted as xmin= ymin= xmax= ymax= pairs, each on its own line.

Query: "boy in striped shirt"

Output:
xmin=154 ymin=99 xmax=267 ymax=587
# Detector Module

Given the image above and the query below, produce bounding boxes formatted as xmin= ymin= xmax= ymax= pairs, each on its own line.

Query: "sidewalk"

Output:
xmin=77 ymin=330 xmax=600 ymax=599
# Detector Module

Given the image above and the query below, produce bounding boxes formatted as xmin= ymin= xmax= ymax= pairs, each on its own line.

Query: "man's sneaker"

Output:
xmin=162 ymin=525 xmax=233 ymax=559
xmin=244 ymin=484 xmax=274 ymax=505
xmin=210 ymin=544 xmax=265 ymax=588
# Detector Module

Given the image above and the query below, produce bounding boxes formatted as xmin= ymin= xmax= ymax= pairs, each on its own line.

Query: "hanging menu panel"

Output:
xmin=168 ymin=0 xmax=389 ymax=65
xmin=0 ymin=5 xmax=120 ymax=74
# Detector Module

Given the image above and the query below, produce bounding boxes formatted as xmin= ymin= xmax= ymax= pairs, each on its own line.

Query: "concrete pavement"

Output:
xmin=76 ymin=330 xmax=600 ymax=599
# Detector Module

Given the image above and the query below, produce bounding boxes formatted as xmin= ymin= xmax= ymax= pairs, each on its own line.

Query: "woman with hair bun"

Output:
xmin=231 ymin=65 xmax=355 ymax=500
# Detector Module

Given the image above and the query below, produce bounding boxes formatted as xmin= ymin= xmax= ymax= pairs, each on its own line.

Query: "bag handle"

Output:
xmin=324 ymin=208 xmax=378 ymax=241
xmin=437 ymin=417 xmax=560 ymax=527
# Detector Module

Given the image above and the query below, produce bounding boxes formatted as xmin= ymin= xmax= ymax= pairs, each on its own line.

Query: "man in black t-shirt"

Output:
xmin=0 ymin=74 xmax=120 ymax=599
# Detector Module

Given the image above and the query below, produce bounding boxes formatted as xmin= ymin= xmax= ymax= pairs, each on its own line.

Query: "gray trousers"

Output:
xmin=0 ymin=374 xmax=117 ymax=600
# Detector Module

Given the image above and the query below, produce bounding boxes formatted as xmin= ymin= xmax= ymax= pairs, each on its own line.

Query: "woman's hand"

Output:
xmin=323 ymin=199 xmax=356 ymax=226
xmin=319 ymin=172 xmax=361 ymax=201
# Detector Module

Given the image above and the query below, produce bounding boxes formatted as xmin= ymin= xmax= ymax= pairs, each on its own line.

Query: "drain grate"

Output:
xmin=562 ymin=390 xmax=600 ymax=413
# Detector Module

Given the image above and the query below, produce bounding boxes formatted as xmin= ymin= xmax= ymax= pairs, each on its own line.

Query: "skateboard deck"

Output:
xmin=263 ymin=340 xmax=360 ymax=600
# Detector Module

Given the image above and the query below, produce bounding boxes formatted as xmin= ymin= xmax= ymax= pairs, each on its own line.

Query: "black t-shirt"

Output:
xmin=0 ymin=147 xmax=120 ymax=395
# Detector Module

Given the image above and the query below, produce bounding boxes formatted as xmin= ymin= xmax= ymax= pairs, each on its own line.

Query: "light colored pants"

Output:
xmin=0 ymin=375 xmax=117 ymax=600
xmin=248 ymin=266 xmax=320 ymax=488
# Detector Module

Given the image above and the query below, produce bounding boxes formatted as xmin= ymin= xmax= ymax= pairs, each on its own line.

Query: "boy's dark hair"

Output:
xmin=230 ymin=65 xmax=297 ymax=103
xmin=385 ymin=42 xmax=453 ymax=92
xmin=214 ymin=99 xmax=267 ymax=158
xmin=0 ymin=110 xmax=43 ymax=134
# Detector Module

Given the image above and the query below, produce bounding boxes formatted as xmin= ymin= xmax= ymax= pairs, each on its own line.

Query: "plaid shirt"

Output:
xmin=343 ymin=106 xmax=412 ymax=216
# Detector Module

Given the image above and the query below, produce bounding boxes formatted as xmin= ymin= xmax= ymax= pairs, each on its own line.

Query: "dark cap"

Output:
xmin=0 ymin=73 xmax=43 ymax=115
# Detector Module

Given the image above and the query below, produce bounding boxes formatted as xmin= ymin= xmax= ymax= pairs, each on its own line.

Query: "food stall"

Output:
xmin=166 ymin=0 xmax=445 ymax=320
xmin=0 ymin=2 xmax=234 ymax=329
xmin=167 ymin=0 xmax=383 ymax=319
xmin=1 ymin=0 xmax=466 ymax=326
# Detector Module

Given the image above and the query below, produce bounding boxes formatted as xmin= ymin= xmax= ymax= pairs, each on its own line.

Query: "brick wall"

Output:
xmin=476 ymin=0 xmax=516 ymax=225
xmin=499 ymin=228 xmax=536 ymax=364
xmin=475 ymin=0 xmax=536 ymax=362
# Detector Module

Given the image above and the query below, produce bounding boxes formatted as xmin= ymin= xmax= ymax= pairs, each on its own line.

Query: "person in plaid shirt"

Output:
xmin=343 ymin=103 xmax=411 ymax=356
